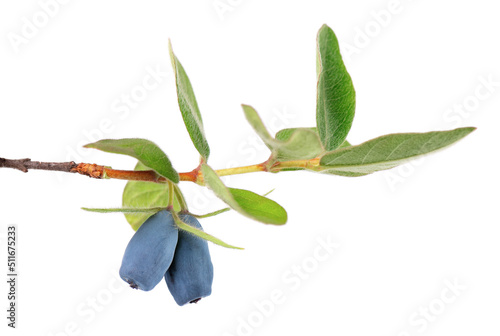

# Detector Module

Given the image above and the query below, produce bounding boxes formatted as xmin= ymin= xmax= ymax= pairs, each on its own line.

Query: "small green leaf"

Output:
xmin=241 ymin=104 xmax=275 ymax=151
xmin=276 ymin=129 xmax=323 ymax=160
xmin=122 ymin=162 xmax=180 ymax=231
xmin=82 ymin=207 xmax=164 ymax=214
xmin=276 ymin=127 xmax=351 ymax=149
xmin=275 ymin=127 xmax=317 ymax=141
xmin=242 ymin=106 xmax=324 ymax=160
xmin=172 ymin=213 xmax=243 ymax=250
xmin=229 ymin=188 xmax=287 ymax=225
xmin=274 ymin=127 xmax=324 ymax=160
xmin=84 ymin=138 xmax=179 ymax=183
xmin=169 ymin=41 xmax=210 ymax=160
xmin=316 ymin=24 xmax=356 ymax=151
xmin=201 ymin=164 xmax=287 ymax=225
xmin=274 ymin=127 xmax=354 ymax=160
xmin=201 ymin=163 xmax=235 ymax=203
xmin=319 ymin=127 xmax=476 ymax=175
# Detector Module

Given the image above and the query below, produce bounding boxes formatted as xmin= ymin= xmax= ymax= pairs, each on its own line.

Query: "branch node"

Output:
xmin=72 ymin=163 xmax=105 ymax=179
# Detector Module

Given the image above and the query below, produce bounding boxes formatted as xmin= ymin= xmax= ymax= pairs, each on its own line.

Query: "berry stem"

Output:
xmin=167 ymin=181 xmax=174 ymax=207
xmin=173 ymin=184 xmax=188 ymax=211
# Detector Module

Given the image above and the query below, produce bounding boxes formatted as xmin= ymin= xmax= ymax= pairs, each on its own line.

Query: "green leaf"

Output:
xmin=241 ymin=104 xmax=275 ymax=151
xmin=84 ymin=138 xmax=179 ymax=183
xmin=319 ymin=127 xmax=476 ymax=175
xmin=200 ymin=163 xmax=235 ymax=203
xmin=276 ymin=127 xmax=351 ymax=149
xmin=169 ymin=41 xmax=210 ymax=160
xmin=229 ymin=188 xmax=287 ymax=225
xmin=201 ymin=164 xmax=287 ymax=225
xmin=82 ymin=207 xmax=164 ymax=214
xmin=321 ymin=138 xmax=360 ymax=176
xmin=275 ymin=129 xmax=324 ymax=160
xmin=274 ymin=127 xmax=324 ymax=160
xmin=242 ymin=105 xmax=324 ymax=160
xmin=274 ymin=127 xmax=355 ymax=160
xmin=122 ymin=162 xmax=180 ymax=231
xmin=172 ymin=213 xmax=243 ymax=250
xmin=316 ymin=24 xmax=356 ymax=151
xmin=275 ymin=127 xmax=317 ymax=141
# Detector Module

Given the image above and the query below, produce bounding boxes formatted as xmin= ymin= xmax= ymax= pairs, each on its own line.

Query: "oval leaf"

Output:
xmin=277 ymin=127 xmax=352 ymax=149
xmin=229 ymin=188 xmax=287 ymax=225
xmin=169 ymin=41 xmax=210 ymax=160
xmin=201 ymin=164 xmax=287 ymax=225
xmin=274 ymin=127 xmax=324 ymax=160
xmin=319 ymin=127 xmax=476 ymax=175
xmin=316 ymin=24 xmax=356 ymax=151
xmin=84 ymin=138 xmax=179 ymax=183
xmin=275 ymin=127 xmax=317 ymax=141
xmin=122 ymin=162 xmax=180 ymax=231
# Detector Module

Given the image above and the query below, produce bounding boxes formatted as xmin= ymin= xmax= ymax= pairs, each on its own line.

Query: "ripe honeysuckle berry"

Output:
xmin=119 ymin=210 xmax=178 ymax=291
xmin=164 ymin=214 xmax=214 ymax=306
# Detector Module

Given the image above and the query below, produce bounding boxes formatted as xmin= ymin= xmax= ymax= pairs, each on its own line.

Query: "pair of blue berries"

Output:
xmin=119 ymin=210 xmax=213 ymax=305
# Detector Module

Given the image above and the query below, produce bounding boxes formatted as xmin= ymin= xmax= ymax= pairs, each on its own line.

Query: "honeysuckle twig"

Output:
xmin=0 ymin=156 xmax=321 ymax=184
xmin=0 ymin=157 xmax=78 ymax=173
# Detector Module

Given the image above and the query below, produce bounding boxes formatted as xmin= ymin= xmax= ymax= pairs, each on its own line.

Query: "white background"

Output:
xmin=0 ymin=1 xmax=499 ymax=335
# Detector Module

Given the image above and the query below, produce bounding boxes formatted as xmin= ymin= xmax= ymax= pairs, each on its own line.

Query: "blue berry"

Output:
xmin=165 ymin=214 xmax=214 ymax=305
xmin=120 ymin=210 xmax=178 ymax=291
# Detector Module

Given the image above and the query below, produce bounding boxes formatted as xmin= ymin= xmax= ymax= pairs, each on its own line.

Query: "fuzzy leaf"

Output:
xmin=122 ymin=162 xmax=180 ymax=231
xmin=242 ymin=105 xmax=323 ymax=160
xmin=84 ymin=138 xmax=179 ymax=183
xmin=319 ymin=127 xmax=476 ymax=175
xmin=275 ymin=127 xmax=317 ymax=141
xmin=274 ymin=127 xmax=324 ymax=160
xmin=201 ymin=164 xmax=287 ymax=225
xmin=241 ymin=104 xmax=275 ymax=151
xmin=229 ymin=188 xmax=287 ymax=225
xmin=169 ymin=41 xmax=210 ymax=160
xmin=316 ymin=24 xmax=356 ymax=151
